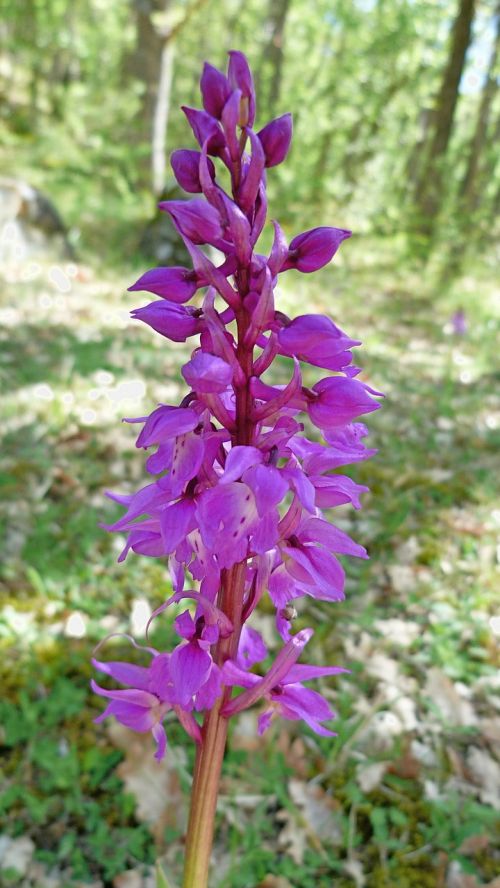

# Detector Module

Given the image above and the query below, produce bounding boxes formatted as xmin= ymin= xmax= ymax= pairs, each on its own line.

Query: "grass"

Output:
xmin=0 ymin=228 xmax=499 ymax=886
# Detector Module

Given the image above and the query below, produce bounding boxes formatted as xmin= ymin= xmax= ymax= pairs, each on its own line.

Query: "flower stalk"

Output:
xmin=93 ymin=50 xmax=381 ymax=888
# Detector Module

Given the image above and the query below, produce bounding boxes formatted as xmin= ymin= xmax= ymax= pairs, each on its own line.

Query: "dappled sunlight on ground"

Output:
xmin=0 ymin=241 xmax=499 ymax=886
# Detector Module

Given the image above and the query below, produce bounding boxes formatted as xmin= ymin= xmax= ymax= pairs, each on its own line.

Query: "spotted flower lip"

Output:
xmin=97 ymin=49 xmax=381 ymax=762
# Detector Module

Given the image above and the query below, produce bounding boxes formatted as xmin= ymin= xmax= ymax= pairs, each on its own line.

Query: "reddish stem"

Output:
xmin=182 ymin=171 xmax=255 ymax=887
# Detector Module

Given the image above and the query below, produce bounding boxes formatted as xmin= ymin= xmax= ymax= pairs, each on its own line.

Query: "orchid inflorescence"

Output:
xmin=92 ymin=51 xmax=381 ymax=764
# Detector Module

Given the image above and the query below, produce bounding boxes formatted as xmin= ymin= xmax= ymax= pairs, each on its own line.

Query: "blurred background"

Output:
xmin=0 ymin=1 xmax=499 ymax=887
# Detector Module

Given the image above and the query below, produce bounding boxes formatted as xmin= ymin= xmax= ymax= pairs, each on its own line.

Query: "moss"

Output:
xmin=368 ymin=863 xmax=439 ymax=887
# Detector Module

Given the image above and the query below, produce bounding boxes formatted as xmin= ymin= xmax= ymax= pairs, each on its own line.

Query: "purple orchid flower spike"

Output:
xmin=97 ymin=49 xmax=381 ymax=888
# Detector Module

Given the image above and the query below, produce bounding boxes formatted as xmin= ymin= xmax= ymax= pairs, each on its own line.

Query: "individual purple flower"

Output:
xmin=451 ymin=308 xmax=467 ymax=336
xmin=200 ymin=63 xmax=231 ymax=119
xmin=132 ymin=405 xmax=200 ymax=450
xmin=91 ymin=655 xmax=171 ymax=760
xmin=131 ymin=300 xmax=203 ymax=341
xmin=182 ymin=351 xmax=234 ymax=393
xmin=258 ymin=113 xmax=293 ymax=168
xmin=277 ymin=313 xmax=360 ymax=370
xmin=128 ymin=266 xmax=198 ymax=303
xmin=281 ymin=227 xmax=352 ymax=273
xmin=222 ymin=627 xmax=348 ymax=735
xmin=307 ymin=376 xmax=381 ymax=432
xmin=147 ymin=591 xmax=231 ymax=709
xmin=228 ymin=50 xmax=256 ymax=126
xmin=170 ymin=610 xmax=219 ymax=707
xmin=171 ymin=149 xmax=216 ymax=193
xmin=160 ymin=198 xmax=224 ymax=246
xmin=182 ymin=106 xmax=226 ymax=155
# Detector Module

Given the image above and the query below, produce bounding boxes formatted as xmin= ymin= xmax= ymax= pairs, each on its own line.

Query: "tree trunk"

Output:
xmin=413 ymin=0 xmax=476 ymax=240
xmin=151 ymin=38 xmax=176 ymax=196
xmin=126 ymin=0 xmax=209 ymax=193
xmin=126 ymin=0 xmax=170 ymax=187
xmin=460 ymin=6 xmax=499 ymax=209
xmin=261 ymin=0 xmax=291 ymax=116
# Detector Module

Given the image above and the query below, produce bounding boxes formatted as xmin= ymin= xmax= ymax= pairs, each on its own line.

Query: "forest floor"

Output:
xmin=0 ymin=234 xmax=499 ymax=888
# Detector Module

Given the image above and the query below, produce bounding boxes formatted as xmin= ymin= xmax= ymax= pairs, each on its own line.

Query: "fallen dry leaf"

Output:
xmin=218 ymin=793 xmax=275 ymax=830
xmin=466 ymin=746 xmax=500 ymax=810
xmin=425 ymin=667 xmax=477 ymax=727
xmin=458 ymin=833 xmax=491 ymax=855
xmin=387 ymin=564 xmax=416 ymax=594
xmin=374 ymin=617 xmax=420 ymax=647
xmin=289 ymin=778 xmax=342 ymax=845
xmin=107 ymin=722 xmax=188 ymax=842
xmin=446 ymin=860 xmax=500 ymax=888
xmin=479 ymin=717 xmax=500 ymax=751
xmin=388 ymin=746 xmax=422 ymax=780
xmin=357 ymin=710 xmax=406 ymax=752
xmin=276 ymin=806 xmax=308 ymax=866
xmin=356 ymin=761 xmax=388 ymax=793
xmin=276 ymin=733 xmax=311 ymax=779
xmin=113 ymin=870 xmax=151 ymax=888
xmin=446 ymin=745 xmax=468 ymax=780
xmin=276 ymin=777 xmax=342 ymax=864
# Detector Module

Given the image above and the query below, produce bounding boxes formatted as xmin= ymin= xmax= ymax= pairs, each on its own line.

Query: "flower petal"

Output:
xmin=236 ymin=625 xmax=268 ymax=669
xmin=243 ymin=464 xmax=288 ymax=515
xmin=221 ymin=445 xmax=263 ymax=484
xmin=300 ymin=517 xmax=368 ymax=559
xmin=182 ymin=352 xmax=233 ymax=394
xmin=128 ymin=266 xmax=197 ymax=303
xmin=94 ymin=700 xmax=155 ymax=732
xmin=91 ymin=658 xmax=151 ymax=690
xmin=169 ymin=642 xmax=212 ymax=706
xmin=90 ymin=679 xmax=157 ymax=709
xmin=152 ymin=722 xmax=168 ymax=760
xmin=135 ymin=406 xmax=199 ymax=449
